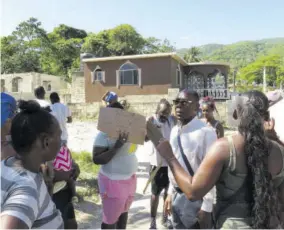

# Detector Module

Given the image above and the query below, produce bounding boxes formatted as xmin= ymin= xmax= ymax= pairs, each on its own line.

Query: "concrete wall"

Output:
xmin=1 ymin=72 xmax=66 ymax=100
xmin=70 ymin=71 xmax=85 ymax=103
xmin=67 ymin=89 xmax=230 ymax=126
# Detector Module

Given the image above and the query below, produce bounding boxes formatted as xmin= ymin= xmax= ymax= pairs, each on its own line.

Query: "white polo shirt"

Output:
xmin=168 ymin=116 xmax=217 ymax=212
xmin=35 ymin=99 xmax=50 ymax=108
xmin=50 ymin=102 xmax=71 ymax=141
xmin=269 ymin=99 xmax=284 ymax=143
xmin=144 ymin=114 xmax=175 ymax=167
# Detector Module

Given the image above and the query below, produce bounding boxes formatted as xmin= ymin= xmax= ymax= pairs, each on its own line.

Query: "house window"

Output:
xmin=92 ymin=70 xmax=105 ymax=82
xmin=91 ymin=66 xmax=105 ymax=83
xmin=12 ymin=77 xmax=23 ymax=92
xmin=176 ymin=68 xmax=181 ymax=86
xmin=118 ymin=62 xmax=140 ymax=85
xmin=43 ymin=81 xmax=52 ymax=91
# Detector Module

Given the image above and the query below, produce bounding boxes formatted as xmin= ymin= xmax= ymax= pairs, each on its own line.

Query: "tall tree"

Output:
xmin=81 ymin=31 xmax=112 ymax=57
xmin=1 ymin=18 xmax=48 ymax=73
xmin=143 ymin=37 xmax=175 ymax=53
xmin=183 ymin=47 xmax=202 ymax=62
xmin=239 ymin=55 xmax=284 ymax=87
xmin=107 ymin=24 xmax=145 ymax=55
xmin=40 ymin=24 xmax=87 ymax=81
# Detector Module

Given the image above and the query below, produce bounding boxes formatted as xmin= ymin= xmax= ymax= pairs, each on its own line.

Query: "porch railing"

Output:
xmin=195 ymin=88 xmax=230 ymax=100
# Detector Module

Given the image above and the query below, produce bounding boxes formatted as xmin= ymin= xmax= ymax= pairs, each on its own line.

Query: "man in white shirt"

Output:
xmin=49 ymin=92 xmax=72 ymax=144
xmin=144 ymin=99 xmax=176 ymax=229
xmin=34 ymin=86 xmax=51 ymax=109
xmin=165 ymin=89 xmax=217 ymax=229
xmin=266 ymin=90 xmax=284 ymax=143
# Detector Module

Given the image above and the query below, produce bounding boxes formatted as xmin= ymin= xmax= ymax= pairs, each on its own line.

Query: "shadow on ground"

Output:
xmin=77 ymin=178 xmax=99 ymax=190
xmin=75 ymin=199 xmax=101 ymax=229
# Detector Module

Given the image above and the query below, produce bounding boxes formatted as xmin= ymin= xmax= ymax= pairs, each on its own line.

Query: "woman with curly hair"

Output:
xmin=200 ymin=96 xmax=224 ymax=138
xmin=158 ymin=90 xmax=284 ymax=229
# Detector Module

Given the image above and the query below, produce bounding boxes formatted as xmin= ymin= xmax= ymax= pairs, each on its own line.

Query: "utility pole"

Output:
xmin=233 ymin=68 xmax=237 ymax=92
xmin=263 ymin=66 xmax=267 ymax=93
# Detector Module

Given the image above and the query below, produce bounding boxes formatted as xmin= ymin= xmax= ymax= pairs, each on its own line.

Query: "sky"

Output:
xmin=1 ymin=0 xmax=284 ymax=48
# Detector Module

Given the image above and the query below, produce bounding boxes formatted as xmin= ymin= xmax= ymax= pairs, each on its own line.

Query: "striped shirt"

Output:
xmin=1 ymin=157 xmax=63 ymax=229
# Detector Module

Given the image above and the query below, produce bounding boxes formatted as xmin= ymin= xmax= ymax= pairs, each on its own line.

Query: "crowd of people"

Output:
xmin=1 ymin=88 xmax=284 ymax=229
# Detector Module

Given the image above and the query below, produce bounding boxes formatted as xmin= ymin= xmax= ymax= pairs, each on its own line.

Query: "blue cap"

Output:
xmin=105 ymin=92 xmax=118 ymax=103
xmin=1 ymin=93 xmax=16 ymax=127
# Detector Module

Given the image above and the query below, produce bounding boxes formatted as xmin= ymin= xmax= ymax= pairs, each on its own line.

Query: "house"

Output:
xmin=82 ymin=53 xmax=230 ymax=103
xmin=0 ymin=72 xmax=67 ymax=100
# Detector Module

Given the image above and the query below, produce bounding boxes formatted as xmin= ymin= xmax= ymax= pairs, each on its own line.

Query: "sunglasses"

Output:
xmin=173 ymin=99 xmax=193 ymax=106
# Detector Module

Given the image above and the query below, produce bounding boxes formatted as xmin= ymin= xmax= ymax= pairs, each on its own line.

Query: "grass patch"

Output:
xmin=72 ymin=151 xmax=100 ymax=201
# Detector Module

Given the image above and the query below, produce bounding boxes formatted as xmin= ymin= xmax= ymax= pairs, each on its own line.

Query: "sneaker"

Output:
xmin=161 ymin=213 xmax=167 ymax=226
xmin=166 ymin=219 xmax=173 ymax=229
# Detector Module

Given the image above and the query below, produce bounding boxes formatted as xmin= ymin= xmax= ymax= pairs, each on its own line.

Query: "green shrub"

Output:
xmin=72 ymin=151 xmax=100 ymax=179
xmin=71 ymin=151 xmax=100 ymax=200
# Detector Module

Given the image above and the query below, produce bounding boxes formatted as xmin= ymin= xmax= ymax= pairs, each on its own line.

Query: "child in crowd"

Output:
xmin=53 ymin=145 xmax=79 ymax=203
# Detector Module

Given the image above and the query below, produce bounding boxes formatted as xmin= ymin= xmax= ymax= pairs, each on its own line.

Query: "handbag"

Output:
xmin=171 ymin=133 xmax=203 ymax=229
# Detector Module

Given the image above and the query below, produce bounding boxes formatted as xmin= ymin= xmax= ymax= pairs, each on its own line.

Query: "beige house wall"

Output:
xmin=1 ymin=72 xmax=66 ymax=100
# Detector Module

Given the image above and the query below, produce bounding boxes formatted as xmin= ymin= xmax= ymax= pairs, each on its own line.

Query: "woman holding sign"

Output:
xmin=93 ymin=102 xmax=138 ymax=229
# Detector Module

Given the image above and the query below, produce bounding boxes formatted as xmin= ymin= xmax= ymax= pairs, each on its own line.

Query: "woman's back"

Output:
xmin=215 ymin=134 xmax=284 ymax=229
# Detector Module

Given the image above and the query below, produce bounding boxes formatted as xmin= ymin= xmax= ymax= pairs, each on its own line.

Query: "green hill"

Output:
xmin=177 ymin=37 xmax=284 ymax=67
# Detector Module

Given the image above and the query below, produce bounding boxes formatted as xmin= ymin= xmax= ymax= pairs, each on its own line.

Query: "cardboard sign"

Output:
xmin=97 ymin=107 xmax=146 ymax=145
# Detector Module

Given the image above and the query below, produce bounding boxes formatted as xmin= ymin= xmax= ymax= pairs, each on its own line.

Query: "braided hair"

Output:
xmin=237 ymin=90 xmax=279 ymax=228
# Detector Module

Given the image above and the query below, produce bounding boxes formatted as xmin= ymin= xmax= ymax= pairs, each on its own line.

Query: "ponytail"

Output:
xmin=239 ymin=100 xmax=278 ymax=228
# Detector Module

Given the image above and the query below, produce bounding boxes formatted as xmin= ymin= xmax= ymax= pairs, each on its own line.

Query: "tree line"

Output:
xmin=2 ymin=17 xmax=284 ymax=88
xmin=1 ymin=18 xmax=177 ymax=81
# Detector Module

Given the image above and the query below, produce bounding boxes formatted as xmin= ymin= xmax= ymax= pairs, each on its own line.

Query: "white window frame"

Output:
xmin=116 ymin=61 xmax=142 ymax=88
xmin=119 ymin=69 xmax=139 ymax=85
xmin=91 ymin=70 xmax=105 ymax=83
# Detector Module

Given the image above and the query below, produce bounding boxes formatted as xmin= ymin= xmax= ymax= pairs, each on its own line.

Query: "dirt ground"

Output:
xmin=74 ymin=146 xmax=166 ymax=229
xmin=68 ymin=121 xmax=236 ymax=229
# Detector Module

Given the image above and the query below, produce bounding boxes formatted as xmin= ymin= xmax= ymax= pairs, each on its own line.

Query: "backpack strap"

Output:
xmin=177 ymin=133 xmax=194 ymax=176
xmin=227 ymin=135 xmax=237 ymax=172
xmin=214 ymin=120 xmax=219 ymax=129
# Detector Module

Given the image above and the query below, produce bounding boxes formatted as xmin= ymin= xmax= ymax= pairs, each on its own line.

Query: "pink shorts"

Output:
xmin=98 ymin=173 xmax=137 ymax=225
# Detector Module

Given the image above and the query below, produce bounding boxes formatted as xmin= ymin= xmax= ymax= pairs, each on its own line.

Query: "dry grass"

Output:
xmin=72 ymin=151 xmax=100 ymax=201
